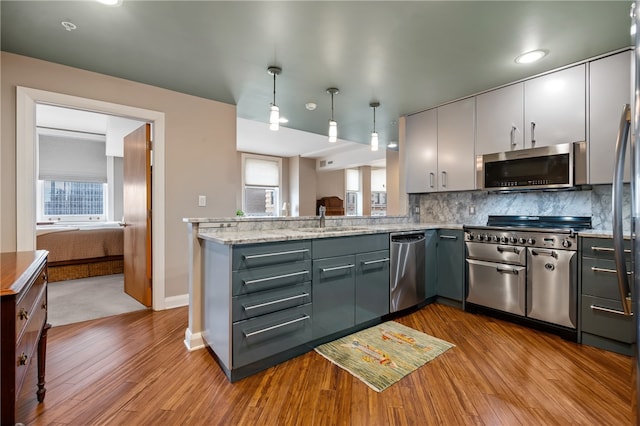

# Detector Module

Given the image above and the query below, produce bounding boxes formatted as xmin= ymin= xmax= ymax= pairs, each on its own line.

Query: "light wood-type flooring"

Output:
xmin=16 ymin=303 xmax=632 ymax=425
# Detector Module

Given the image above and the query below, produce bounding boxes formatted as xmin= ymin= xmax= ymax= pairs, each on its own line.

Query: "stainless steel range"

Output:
xmin=464 ymin=215 xmax=592 ymax=340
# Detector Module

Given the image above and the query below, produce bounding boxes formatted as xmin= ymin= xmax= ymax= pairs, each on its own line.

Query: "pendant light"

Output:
xmin=370 ymin=101 xmax=380 ymax=151
xmin=326 ymin=88 xmax=339 ymax=143
xmin=267 ymin=66 xmax=282 ymax=131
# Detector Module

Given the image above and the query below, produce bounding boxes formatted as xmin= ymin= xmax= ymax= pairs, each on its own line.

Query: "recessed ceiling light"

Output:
xmin=279 ymin=117 xmax=289 ymax=124
xmin=387 ymin=141 xmax=398 ymax=149
xmin=96 ymin=0 xmax=123 ymax=5
xmin=305 ymin=102 xmax=317 ymax=111
xmin=61 ymin=21 xmax=77 ymax=31
xmin=515 ymin=49 xmax=547 ymax=64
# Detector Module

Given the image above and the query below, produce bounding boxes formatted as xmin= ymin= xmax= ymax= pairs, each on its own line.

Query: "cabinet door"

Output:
xmin=524 ymin=64 xmax=586 ymax=147
xmin=405 ymin=109 xmax=438 ymax=193
xmin=437 ymin=98 xmax=476 ymax=191
xmin=589 ymin=51 xmax=631 ymax=184
xmin=312 ymin=256 xmax=356 ymax=339
xmin=476 ymin=83 xmax=524 ymax=155
xmin=436 ymin=230 xmax=464 ymax=301
xmin=425 ymin=230 xmax=438 ymax=298
xmin=355 ymin=251 xmax=390 ymax=323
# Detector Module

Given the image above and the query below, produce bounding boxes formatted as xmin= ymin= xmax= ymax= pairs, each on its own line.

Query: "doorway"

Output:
xmin=16 ymin=87 xmax=166 ymax=311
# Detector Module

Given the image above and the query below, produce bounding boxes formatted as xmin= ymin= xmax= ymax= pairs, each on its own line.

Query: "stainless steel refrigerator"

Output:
xmin=615 ymin=4 xmax=640 ymax=423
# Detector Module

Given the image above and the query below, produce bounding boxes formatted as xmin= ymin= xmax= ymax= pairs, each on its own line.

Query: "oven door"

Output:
xmin=466 ymin=241 xmax=526 ymax=264
xmin=466 ymin=258 xmax=526 ymax=316
xmin=526 ymin=248 xmax=577 ymax=329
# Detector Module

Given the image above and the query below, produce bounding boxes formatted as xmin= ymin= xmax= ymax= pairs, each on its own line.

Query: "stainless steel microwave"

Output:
xmin=477 ymin=141 xmax=587 ymax=191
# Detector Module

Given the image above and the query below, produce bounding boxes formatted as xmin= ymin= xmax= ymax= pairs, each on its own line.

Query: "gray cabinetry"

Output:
xmin=203 ymin=239 xmax=313 ymax=380
xmin=589 ymin=50 xmax=631 ymax=184
xmin=405 ymin=108 xmax=438 ymax=193
xmin=312 ymin=233 xmax=389 ymax=340
xmin=580 ymin=236 xmax=634 ymax=355
xmin=425 ymin=230 xmax=438 ymax=299
xmin=436 ymin=229 xmax=464 ymax=304
xmin=476 ymin=83 xmax=525 ymax=155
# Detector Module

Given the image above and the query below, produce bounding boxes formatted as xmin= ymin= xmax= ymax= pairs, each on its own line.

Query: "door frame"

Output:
xmin=16 ymin=86 xmax=166 ymax=310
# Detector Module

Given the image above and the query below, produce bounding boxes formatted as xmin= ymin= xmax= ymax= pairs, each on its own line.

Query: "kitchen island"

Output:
xmin=183 ymin=216 xmax=461 ymax=381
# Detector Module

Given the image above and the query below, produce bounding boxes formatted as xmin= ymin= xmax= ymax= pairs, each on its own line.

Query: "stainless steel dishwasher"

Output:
xmin=390 ymin=232 xmax=426 ymax=312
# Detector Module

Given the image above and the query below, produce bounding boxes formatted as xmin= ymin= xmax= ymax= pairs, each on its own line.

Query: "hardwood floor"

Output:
xmin=16 ymin=303 xmax=631 ymax=425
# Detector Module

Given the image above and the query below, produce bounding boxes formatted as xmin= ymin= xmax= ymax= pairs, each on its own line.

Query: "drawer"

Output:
xmin=232 ymin=260 xmax=311 ymax=296
xmin=15 ymin=287 xmax=47 ymax=398
xmin=232 ymin=241 xmax=311 ymax=271
xmin=232 ymin=282 xmax=311 ymax=321
xmin=15 ymin=266 xmax=47 ymax=340
xmin=312 ymin=233 xmax=388 ymax=259
xmin=232 ymin=304 xmax=312 ymax=368
xmin=581 ymin=237 xmax=631 ymax=262
xmin=581 ymin=258 xmax=630 ymax=300
xmin=581 ymin=295 xmax=634 ymax=344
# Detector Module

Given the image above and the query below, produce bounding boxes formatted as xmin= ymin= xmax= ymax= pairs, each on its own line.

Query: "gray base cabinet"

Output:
xmin=436 ymin=230 xmax=464 ymax=303
xmin=579 ymin=236 xmax=634 ymax=355
xmin=312 ymin=234 xmax=389 ymax=340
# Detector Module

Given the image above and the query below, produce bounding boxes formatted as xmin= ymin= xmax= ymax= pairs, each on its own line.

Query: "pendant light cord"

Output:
xmin=272 ymin=73 xmax=277 ymax=105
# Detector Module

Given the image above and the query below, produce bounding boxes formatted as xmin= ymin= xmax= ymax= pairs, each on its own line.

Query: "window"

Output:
xmin=242 ymin=154 xmax=282 ymax=216
xmin=371 ymin=168 xmax=387 ymax=216
xmin=40 ymin=180 xmax=106 ymax=220
xmin=345 ymin=168 xmax=362 ymax=216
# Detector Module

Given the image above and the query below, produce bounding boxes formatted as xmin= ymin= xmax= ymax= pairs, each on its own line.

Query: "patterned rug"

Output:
xmin=314 ymin=321 xmax=454 ymax=392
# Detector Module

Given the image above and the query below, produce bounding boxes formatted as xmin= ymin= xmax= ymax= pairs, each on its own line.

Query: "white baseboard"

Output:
xmin=184 ymin=328 xmax=205 ymax=351
xmin=164 ymin=293 xmax=189 ymax=309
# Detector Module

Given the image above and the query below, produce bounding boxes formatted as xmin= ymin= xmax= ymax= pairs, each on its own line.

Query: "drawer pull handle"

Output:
xmin=321 ymin=264 xmax=355 ymax=273
xmin=244 ymin=315 xmax=310 ymax=338
xmin=18 ymin=308 xmax=29 ymax=321
xmin=42 ymin=301 xmax=47 ymax=310
xmin=591 ymin=266 xmax=632 ymax=275
xmin=530 ymin=248 xmax=557 ymax=258
xmin=591 ymin=246 xmax=631 ymax=254
xmin=496 ymin=266 xmax=519 ymax=275
xmin=244 ymin=271 xmax=308 ymax=286
xmin=362 ymin=258 xmax=390 ymax=265
xmin=17 ymin=353 xmax=28 ymax=366
xmin=243 ymin=293 xmax=310 ymax=311
xmin=590 ymin=304 xmax=633 ymax=316
xmin=497 ymin=246 xmax=520 ymax=254
xmin=243 ymin=249 xmax=309 ymax=260
xmin=439 ymin=235 xmax=457 ymax=240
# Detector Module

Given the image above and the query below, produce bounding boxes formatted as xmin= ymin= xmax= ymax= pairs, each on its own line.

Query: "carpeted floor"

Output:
xmin=47 ymin=273 xmax=147 ymax=326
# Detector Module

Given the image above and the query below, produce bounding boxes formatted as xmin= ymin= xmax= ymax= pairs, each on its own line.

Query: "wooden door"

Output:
xmin=123 ymin=124 xmax=152 ymax=307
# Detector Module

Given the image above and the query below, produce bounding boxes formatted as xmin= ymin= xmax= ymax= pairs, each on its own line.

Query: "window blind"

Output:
xmin=38 ymin=134 xmax=107 ymax=183
xmin=346 ymin=168 xmax=360 ymax=191
xmin=245 ymin=157 xmax=279 ymax=186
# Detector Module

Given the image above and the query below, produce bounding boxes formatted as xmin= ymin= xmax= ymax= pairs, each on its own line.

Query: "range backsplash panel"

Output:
xmin=412 ymin=184 xmax=630 ymax=232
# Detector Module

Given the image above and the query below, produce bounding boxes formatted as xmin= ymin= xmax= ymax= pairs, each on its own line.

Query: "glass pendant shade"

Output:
xmin=269 ymin=104 xmax=280 ymax=131
xmin=370 ymin=132 xmax=379 ymax=151
xmin=328 ymin=120 xmax=338 ymax=143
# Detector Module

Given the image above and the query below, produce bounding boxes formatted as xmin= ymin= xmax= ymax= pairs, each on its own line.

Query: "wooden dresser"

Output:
xmin=1 ymin=250 xmax=50 ymax=425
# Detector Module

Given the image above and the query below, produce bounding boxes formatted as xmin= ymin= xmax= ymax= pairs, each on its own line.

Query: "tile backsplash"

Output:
xmin=411 ymin=184 xmax=631 ymax=232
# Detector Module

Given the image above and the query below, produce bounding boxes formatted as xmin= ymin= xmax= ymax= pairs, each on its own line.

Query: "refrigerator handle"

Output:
xmin=612 ymin=103 xmax=633 ymax=316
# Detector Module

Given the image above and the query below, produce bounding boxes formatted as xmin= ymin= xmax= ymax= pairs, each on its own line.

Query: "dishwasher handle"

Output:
xmin=391 ymin=233 xmax=425 ymax=244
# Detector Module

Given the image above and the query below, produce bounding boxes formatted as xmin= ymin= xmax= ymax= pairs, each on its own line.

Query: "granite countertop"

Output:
xmin=198 ymin=223 xmax=462 ymax=245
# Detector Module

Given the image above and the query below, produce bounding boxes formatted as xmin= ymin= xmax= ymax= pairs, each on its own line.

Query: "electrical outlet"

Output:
xmin=198 ymin=195 xmax=206 ymax=207
xmin=469 ymin=206 xmax=476 ymax=215
xmin=414 ymin=206 xmax=420 ymax=214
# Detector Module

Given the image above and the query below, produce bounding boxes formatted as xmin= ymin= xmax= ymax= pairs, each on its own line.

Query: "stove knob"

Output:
xmin=518 ymin=238 xmax=526 ymax=244
xmin=500 ymin=236 xmax=508 ymax=243
xmin=527 ymin=238 xmax=536 ymax=245
xmin=467 ymin=233 xmax=474 ymax=241
xmin=562 ymin=239 xmax=572 ymax=248
xmin=509 ymin=236 xmax=517 ymax=243
xmin=491 ymin=235 xmax=499 ymax=242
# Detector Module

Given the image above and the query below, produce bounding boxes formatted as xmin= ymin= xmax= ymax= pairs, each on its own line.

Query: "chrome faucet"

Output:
xmin=319 ymin=205 xmax=326 ymax=228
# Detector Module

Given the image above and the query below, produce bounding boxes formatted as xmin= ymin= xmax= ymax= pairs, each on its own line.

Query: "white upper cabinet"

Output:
xmin=589 ymin=50 xmax=631 ymax=184
xmin=524 ymin=64 xmax=586 ymax=147
xmin=405 ymin=108 xmax=438 ymax=193
xmin=476 ymin=83 xmax=524 ymax=155
xmin=437 ymin=98 xmax=476 ymax=191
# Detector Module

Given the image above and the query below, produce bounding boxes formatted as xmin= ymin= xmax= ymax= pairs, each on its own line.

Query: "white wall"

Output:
xmin=316 ymin=169 xmax=345 ymax=199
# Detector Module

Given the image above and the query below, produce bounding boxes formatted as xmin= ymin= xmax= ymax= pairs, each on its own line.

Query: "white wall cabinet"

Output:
xmin=524 ymin=64 xmax=586 ymax=147
xmin=589 ymin=51 xmax=631 ymax=184
xmin=437 ymin=98 xmax=476 ymax=191
xmin=405 ymin=99 xmax=475 ymax=193
xmin=476 ymin=83 xmax=524 ymax=155
xmin=405 ymin=108 xmax=438 ymax=193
